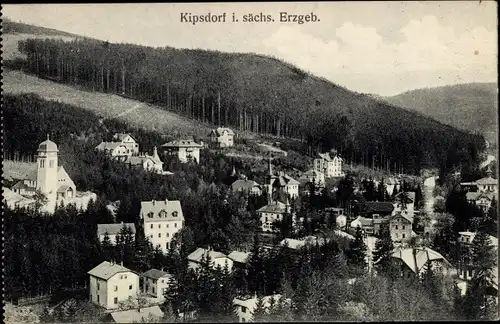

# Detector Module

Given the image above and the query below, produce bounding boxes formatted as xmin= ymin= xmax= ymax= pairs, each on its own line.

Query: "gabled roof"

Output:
xmin=110 ymin=306 xmax=164 ymax=323
xmin=11 ymin=181 xmax=33 ymax=190
xmin=95 ymin=142 xmax=125 ymax=151
xmin=301 ymin=169 xmax=323 ymax=178
xmin=112 ymin=133 xmax=136 ymax=142
xmin=363 ymin=201 xmax=395 ymax=213
xmin=210 ymin=127 xmax=235 ymax=136
xmin=97 ymin=223 xmax=136 ymax=237
xmin=187 ymin=247 xmax=227 ymax=263
xmin=141 ymin=200 xmax=184 ymax=222
xmin=273 ymin=173 xmax=299 ymax=186
xmin=231 ymin=179 xmax=261 ymax=192
xmin=228 ymin=251 xmax=251 ymax=264
xmin=26 ymin=170 xmax=38 ymax=181
xmin=391 ymin=247 xmax=451 ymax=274
xmin=142 ymin=268 xmax=171 ymax=280
xmin=57 ymin=185 xmax=72 ymax=193
xmin=257 ymin=201 xmax=287 ymax=214
xmin=87 ymin=261 xmax=137 ymax=280
xmin=475 ymin=176 xmax=497 ymax=185
xmin=390 ymin=213 xmax=412 ymax=224
xmin=466 ymin=191 xmax=495 ymax=202
xmin=161 ymin=139 xmax=203 ymax=148
xmin=458 ymin=232 xmax=498 ymax=247
xmin=394 ymin=191 xmax=416 ymax=202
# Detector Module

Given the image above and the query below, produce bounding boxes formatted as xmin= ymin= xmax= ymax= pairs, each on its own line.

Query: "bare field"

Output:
xmin=3 ymin=70 xmax=212 ymax=138
xmin=3 ymin=160 xmax=37 ymax=180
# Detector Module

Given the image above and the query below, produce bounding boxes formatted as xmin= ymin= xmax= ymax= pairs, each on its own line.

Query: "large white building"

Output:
xmin=88 ymin=261 xmax=140 ymax=310
xmin=313 ymin=152 xmax=344 ymax=178
xmin=209 ymin=127 xmax=235 ymax=148
xmin=257 ymin=200 xmax=292 ymax=233
xmin=9 ymin=136 xmax=96 ymax=213
xmin=140 ymin=199 xmax=184 ymax=254
xmin=95 ymin=133 xmax=140 ymax=159
xmin=141 ymin=269 xmax=172 ymax=302
xmin=161 ymin=139 xmax=203 ymax=163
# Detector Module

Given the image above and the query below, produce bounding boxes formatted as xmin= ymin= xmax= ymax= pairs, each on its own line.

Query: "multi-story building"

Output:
xmin=124 ymin=147 xmax=164 ymax=174
xmin=112 ymin=133 xmax=140 ymax=156
xmin=231 ymin=178 xmax=262 ymax=196
xmin=257 ymin=200 xmax=292 ymax=233
xmin=95 ymin=133 xmax=139 ymax=159
xmin=141 ymin=269 xmax=172 ymax=302
xmin=140 ymin=199 xmax=184 ymax=254
xmin=97 ymin=223 xmax=136 ymax=245
xmin=209 ymin=127 xmax=235 ymax=148
xmin=313 ymin=152 xmax=344 ymax=178
xmin=88 ymin=261 xmax=140 ymax=310
xmin=460 ymin=166 xmax=498 ymax=193
xmin=161 ymin=139 xmax=203 ymax=163
xmin=389 ymin=213 xmax=413 ymax=243
xmin=393 ymin=191 xmax=416 ymax=223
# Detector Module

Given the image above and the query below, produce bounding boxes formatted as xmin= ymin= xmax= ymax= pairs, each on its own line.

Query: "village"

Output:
xmin=4 ymin=124 xmax=498 ymax=323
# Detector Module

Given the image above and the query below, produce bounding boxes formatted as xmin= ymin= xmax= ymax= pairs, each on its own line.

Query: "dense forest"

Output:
xmin=4 ymin=33 xmax=487 ymax=175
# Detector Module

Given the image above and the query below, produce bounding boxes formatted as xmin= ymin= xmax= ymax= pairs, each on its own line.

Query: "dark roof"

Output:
xmin=363 ymin=201 xmax=395 ymax=213
xmin=231 ymin=179 xmax=261 ymax=192
xmin=88 ymin=261 xmax=137 ymax=280
xmin=12 ymin=181 xmax=32 ymax=190
xmin=142 ymin=268 xmax=171 ymax=280
xmin=161 ymin=139 xmax=203 ymax=148
xmin=97 ymin=223 xmax=136 ymax=237
xmin=141 ymin=200 xmax=184 ymax=222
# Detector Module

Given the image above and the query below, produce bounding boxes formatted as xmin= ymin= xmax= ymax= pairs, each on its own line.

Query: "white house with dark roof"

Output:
xmin=140 ymin=199 xmax=184 ymax=254
xmin=313 ymin=152 xmax=344 ymax=178
xmin=233 ymin=294 xmax=286 ymax=323
xmin=389 ymin=213 xmax=414 ymax=243
xmin=95 ymin=142 xmax=130 ymax=160
xmin=257 ymin=200 xmax=292 ymax=232
xmin=228 ymin=251 xmax=251 ymax=270
xmin=187 ymin=247 xmax=234 ymax=272
xmin=461 ymin=167 xmax=498 ymax=193
xmin=112 ymin=133 xmax=140 ymax=156
xmin=299 ymin=169 xmax=326 ymax=188
xmin=88 ymin=261 xmax=140 ymax=310
xmin=141 ymin=269 xmax=172 ymax=301
xmin=209 ymin=127 xmax=235 ymax=148
xmin=161 ymin=139 xmax=203 ymax=163
xmin=97 ymin=223 xmax=136 ymax=245
xmin=391 ymin=247 xmax=452 ymax=279
xmin=465 ymin=191 xmax=496 ymax=212
xmin=124 ymin=147 xmax=164 ymax=174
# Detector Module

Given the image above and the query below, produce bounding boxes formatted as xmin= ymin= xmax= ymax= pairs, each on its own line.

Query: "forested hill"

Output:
xmin=2 ymin=18 xmax=82 ymax=38
xmin=384 ymin=83 xmax=498 ymax=147
xmin=3 ymin=21 xmax=486 ymax=175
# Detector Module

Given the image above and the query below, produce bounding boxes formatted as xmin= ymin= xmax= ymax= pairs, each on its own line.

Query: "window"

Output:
xmin=158 ymin=233 xmax=162 ymax=238
xmin=174 ymin=223 xmax=177 ymax=228
xmin=167 ymin=233 xmax=170 ymax=237
xmin=40 ymin=159 xmax=45 ymax=168
xmin=114 ymin=297 xmax=118 ymax=304
xmin=402 ymin=234 xmax=405 ymax=239
xmin=395 ymin=225 xmax=398 ymax=230
xmin=124 ymin=275 xmax=127 ymax=279
xmin=159 ymin=224 xmax=161 ymax=229
xmin=166 ymin=242 xmax=170 ymax=249
xmin=97 ymin=295 xmax=100 ymax=303
xmin=242 ymin=306 xmax=247 ymax=313
xmin=173 ymin=211 xmax=178 ymax=217
xmin=150 ymin=234 xmax=153 ymax=238
xmin=129 ymin=285 xmax=133 ymax=290
xmin=49 ymin=160 xmax=54 ymax=168
xmin=114 ymin=285 xmax=118 ymax=292
xmin=153 ymin=287 xmax=155 ymax=294
xmin=161 ymin=279 xmax=164 ymax=283
xmin=468 ymin=270 xmax=473 ymax=277
xmin=242 ymin=318 xmax=246 ymax=323
xmin=150 ymin=224 xmax=153 ymax=229
xmin=402 ymin=225 xmax=405 ymax=230
xmin=167 ymin=224 xmax=169 ymax=228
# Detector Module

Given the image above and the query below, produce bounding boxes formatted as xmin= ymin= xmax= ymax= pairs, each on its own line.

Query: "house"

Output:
xmin=361 ymin=201 xmax=395 ymax=219
xmin=465 ymin=191 xmax=496 ymax=212
xmin=324 ymin=207 xmax=346 ymax=228
xmin=460 ymin=167 xmax=498 ymax=193
xmin=391 ymin=247 xmax=452 ymax=279
xmin=7 ymin=136 xmax=95 ymax=213
xmin=124 ymin=147 xmax=164 ymax=174
xmin=209 ymin=127 xmax=235 ymax=148
xmin=161 ymin=139 xmax=203 ymax=163
xmin=299 ymin=169 xmax=326 ymax=188
xmin=393 ymin=191 xmax=416 ymax=222
xmin=389 ymin=213 xmax=413 ymax=242
xmin=87 ymin=261 xmax=140 ymax=310
xmin=257 ymin=200 xmax=291 ymax=232
xmin=187 ymin=247 xmax=234 ymax=272
xmin=350 ymin=215 xmax=389 ymax=236
xmin=142 ymin=269 xmax=172 ymax=301
xmin=95 ymin=142 xmax=130 ymax=160
xmin=313 ymin=152 xmax=344 ymax=178
xmin=458 ymin=231 xmax=498 ymax=281
xmin=228 ymin=251 xmax=251 ymax=270
xmin=232 ymin=179 xmax=262 ymax=196
xmin=268 ymin=171 xmax=300 ymax=199
xmin=385 ymin=177 xmax=401 ymax=196
xmin=3 ymin=187 xmax=35 ymax=209
xmin=109 ymin=306 xmax=164 ymax=323
xmin=140 ymin=199 xmax=184 ymax=254
xmin=97 ymin=223 xmax=136 ymax=245
xmin=233 ymin=294 xmax=284 ymax=323
xmin=112 ymin=133 xmax=140 ymax=156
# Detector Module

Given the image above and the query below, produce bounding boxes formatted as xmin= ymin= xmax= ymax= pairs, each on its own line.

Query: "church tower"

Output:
xmin=36 ymin=134 xmax=59 ymax=201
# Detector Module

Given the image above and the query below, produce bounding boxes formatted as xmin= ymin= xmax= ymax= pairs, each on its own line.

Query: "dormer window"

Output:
xmin=172 ymin=211 xmax=178 ymax=217
xmin=147 ymin=212 xmax=154 ymax=218
xmin=159 ymin=210 xmax=167 ymax=218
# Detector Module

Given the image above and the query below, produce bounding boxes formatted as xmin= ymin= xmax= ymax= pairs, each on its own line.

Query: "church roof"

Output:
xmin=38 ymin=138 xmax=58 ymax=152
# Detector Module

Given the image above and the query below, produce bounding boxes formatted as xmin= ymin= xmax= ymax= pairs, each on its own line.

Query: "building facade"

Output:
xmin=209 ymin=127 xmax=235 ymax=148
xmin=257 ymin=201 xmax=291 ymax=232
xmin=97 ymin=223 xmax=136 ymax=245
xmin=313 ymin=152 xmax=344 ymax=178
xmin=389 ymin=214 xmax=413 ymax=242
xmin=141 ymin=199 xmax=184 ymax=254
xmin=161 ymin=139 xmax=203 ymax=163
xmin=88 ymin=261 xmax=140 ymax=310
xmin=142 ymin=269 xmax=172 ymax=301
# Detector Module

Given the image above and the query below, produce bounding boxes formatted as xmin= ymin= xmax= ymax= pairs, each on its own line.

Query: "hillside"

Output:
xmin=2 ymin=20 xmax=486 ymax=175
xmin=384 ymin=83 xmax=498 ymax=147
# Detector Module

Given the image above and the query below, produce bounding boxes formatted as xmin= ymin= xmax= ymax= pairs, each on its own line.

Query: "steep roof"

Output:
xmin=95 ymin=142 xmax=124 ymax=151
xmin=112 ymin=133 xmax=136 ymax=142
xmin=142 ymin=268 xmax=171 ymax=280
xmin=257 ymin=201 xmax=287 ymax=214
xmin=475 ymin=176 xmax=497 ymax=185
xmin=87 ymin=261 xmax=136 ymax=280
xmin=97 ymin=223 xmax=136 ymax=237
xmin=390 ymin=213 xmax=412 ymax=224
xmin=228 ymin=251 xmax=251 ymax=264
xmin=274 ymin=173 xmax=299 ymax=186
xmin=395 ymin=191 xmax=416 ymax=202
xmin=363 ymin=201 xmax=395 ymax=213
xmin=231 ymin=179 xmax=261 ymax=192
xmin=12 ymin=181 xmax=33 ymax=190
xmin=56 ymin=185 xmax=71 ymax=193
xmin=141 ymin=200 xmax=184 ymax=222
xmin=187 ymin=247 xmax=227 ymax=263
xmin=161 ymin=139 xmax=203 ymax=148
xmin=109 ymin=306 xmax=163 ymax=323
xmin=391 ymin=247 xmax=451 ymax=274
xmin=466 ymin=191 xmax=495 ymax=202
xmin=210 ymin=127 xmax=235 ymax=136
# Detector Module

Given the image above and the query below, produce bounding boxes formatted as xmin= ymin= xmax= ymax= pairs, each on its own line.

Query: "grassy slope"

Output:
xmin=384 ymin=83 xmax=498 ymax=146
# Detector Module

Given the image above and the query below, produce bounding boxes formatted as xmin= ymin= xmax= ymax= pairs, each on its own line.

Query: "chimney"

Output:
xmin=121 ymin=221 xmax=123 ymax=225
xmin=152 ymin=200 xmax=155 ymax=206
xmin=165 ymin=198 xmax=168 ymax=205
xmin=121 ymin=261 xmax=123 ymax=266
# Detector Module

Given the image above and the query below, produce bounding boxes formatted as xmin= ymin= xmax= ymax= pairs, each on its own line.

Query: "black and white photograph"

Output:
xmin=1 ymin=2 xmax=498 ymax=322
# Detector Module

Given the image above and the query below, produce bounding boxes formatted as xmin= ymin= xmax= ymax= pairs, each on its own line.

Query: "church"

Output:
xmin=9 ymin=135 xmax=96 ymax=213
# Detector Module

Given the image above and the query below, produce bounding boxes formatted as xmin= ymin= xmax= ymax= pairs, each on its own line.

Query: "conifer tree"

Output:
xmin=372 ymin=224 xmax=394 ymax=274
xmin=252 ymin=295 xmax=268 ymax=322
xmin=347 ymin=226 xmax=368 ymax=275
